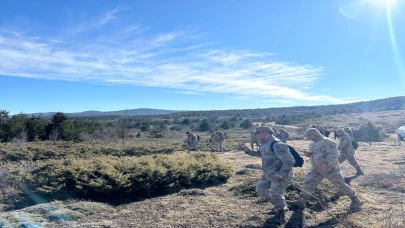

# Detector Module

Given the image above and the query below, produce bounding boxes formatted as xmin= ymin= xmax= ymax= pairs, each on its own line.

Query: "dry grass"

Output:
xmin=0 ymin=111 xmax=405 ymax=227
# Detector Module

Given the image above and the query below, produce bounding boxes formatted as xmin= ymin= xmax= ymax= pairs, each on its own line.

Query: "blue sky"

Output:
xmin=1 ymin=0 xmax=404 ymax=114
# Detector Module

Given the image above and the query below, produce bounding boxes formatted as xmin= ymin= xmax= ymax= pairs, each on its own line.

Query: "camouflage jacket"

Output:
xmin=309 ymin=137 xmax=339 ymax=172
xmin=246 ymin=136 xmax=295 ymax=180
xmin=186 ymin=134 xmax=198 ymax=144
xmin=337 ymin=134 xmax=354 ymax=154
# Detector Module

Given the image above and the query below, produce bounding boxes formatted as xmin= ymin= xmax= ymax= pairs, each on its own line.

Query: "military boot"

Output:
xmin=330 ymin=192 xmax=341 ymax=203
xmin=286 ymin=198 xmax=306 ymax=210
xmin=356 ymin=169 xmax=364 ymax=176
xmin=276 ymin=210 xmax=286 ymax=224
xmin=349 ymin=195 xmax=363 ymax=212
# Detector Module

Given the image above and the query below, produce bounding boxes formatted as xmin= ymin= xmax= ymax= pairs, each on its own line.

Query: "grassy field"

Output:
xmin=0 ymin=110 xmax=404 ymax=227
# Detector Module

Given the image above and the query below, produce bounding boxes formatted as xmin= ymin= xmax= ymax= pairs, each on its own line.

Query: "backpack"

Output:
xmin=219 ymin=132 xmax=226 ymax=139
xmin=270 ymin=141 xmax=304 ymax=167
xmin=352 ymin=140 xmax=359 ymax=150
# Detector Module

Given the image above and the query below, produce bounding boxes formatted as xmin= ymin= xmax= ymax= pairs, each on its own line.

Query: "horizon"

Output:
xmin=1 ymin=0 xmax=405 ymax=114
xmin=17 ymin=95 xmax=404 ymax=116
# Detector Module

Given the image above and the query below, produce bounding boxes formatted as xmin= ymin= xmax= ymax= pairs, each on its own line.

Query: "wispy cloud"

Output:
xmin=0 ymin=8 xmax=347 ymax=103
xmin=98 ymin=7 xmax=124 ymax=25
xmin=172 ymin=90 xmax=205 ymax=96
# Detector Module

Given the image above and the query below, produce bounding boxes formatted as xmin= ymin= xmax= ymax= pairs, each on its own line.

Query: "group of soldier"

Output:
xmin=241 ymin=126 xmax=364 ymax=224
xmin=185 ymin=129 xmax=226 ymax=153
xmin=184 ymin=125 xmax=365 ymax=224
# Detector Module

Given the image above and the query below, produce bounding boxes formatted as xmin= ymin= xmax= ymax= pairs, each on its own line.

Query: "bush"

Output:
xmin=169 ymin=125 xmax=182 ymax=131
xmin=240 ymin=119 xmax=253 ymax=129
xmin=355 ymin=121 xmax=388 ymax=142
xmin=221 ymin=120 xmax=232 ymax=130
xmin=0 ymin=141 xmax=181 ymax=162
xmin=26 ymin=153 xmax=234 ymax=201
xmin=149 ymin=126 xmax=165 ymax=138
xmin=197 ymin=119 xmax=213 ymax=131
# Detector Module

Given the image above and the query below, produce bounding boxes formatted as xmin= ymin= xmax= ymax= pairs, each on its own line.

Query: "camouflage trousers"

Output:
xmin=338 ymin=152 xmax=361 ymax=170
xmin=256 ymin=172 xmax=293 ymax=210
xmin=208 ymin=140 xmax=225 ymax=152
xmin=187 ymin=143 xmax=198 ymax=153
xmin=300 ymin=168 xmax=355 ymax=200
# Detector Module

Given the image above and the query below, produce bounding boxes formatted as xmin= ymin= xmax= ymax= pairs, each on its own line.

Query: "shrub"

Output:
xmin=221 ymin=120 xmax=232 ymax=130
xmin=355 ymin=121 xmax=388 ymax=142
xmin=197 ymin=119 xmax=213 ymax=131
xmin=240 ymin=119 xmax=253 ymax=129
xmin=26 ymin=153 xmax=234 ymax=201
xmin=169 ymin=125 xmax=182 ymax=131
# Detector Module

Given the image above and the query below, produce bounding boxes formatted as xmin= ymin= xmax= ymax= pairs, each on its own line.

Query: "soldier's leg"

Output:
xmin=251 ymin=141 xmax=254 ymax=150
xmin=207 ymin=141 xmax=215 ymax=151
xmin=326 ymin=169 xmax=363 ymax=210
xmin=195 ymin=143 xmax=199 ymax=152
xmin=288 ymin=169 xmax=323 ymax=209
xmin=216 ymin=142 xmax=221 ymax=152
xmin=347 ymin=153 xmax=364 ymax=175
xmin=347 ymin=153 xmax=361 ymax=170
xmin=300 ymin=169 xmax=323 ymax=200
xmin=256 ymin=176 xmax=272 ymax=201
xmin=186 ymin=145 xmax=191 ymax=154
xmin=326 ymin=169 xmax=355 ymax=198
xmin=219 ymin=140 xmax=225 ymax=152
xmin=338 ymin=152 xmax=348 ymax=164
xmin=269 ymin=172 xmax=293 ymax=211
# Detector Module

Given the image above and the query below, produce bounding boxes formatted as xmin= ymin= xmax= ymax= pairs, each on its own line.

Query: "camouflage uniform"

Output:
xmin=208 ymin=132 xmax=226 ymax=152
xmin=337 ymin=129 xmax=363 ymax=175
xmin=186 ymin=133 xmax=199 ymax=153
xmin=288 ymin=128 xmax=362 ymax=211
xmin=250 ymin=131 xmax=260 ymax=150
xmin=344 ymin=128 xmax=354 ymax=140
xmin=279 ymin=129 xmax=289 ymax=143
xmin=245 ymin=127 xmax=295 ymax=211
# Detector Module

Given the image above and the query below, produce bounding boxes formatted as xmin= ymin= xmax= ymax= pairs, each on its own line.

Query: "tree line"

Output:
xmin=0 ymin=110 xmax=102 ymax=142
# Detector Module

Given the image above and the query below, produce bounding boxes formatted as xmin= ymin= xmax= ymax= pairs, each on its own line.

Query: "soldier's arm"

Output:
xmin=273 ymin=143 xmax=295 ymax=177
xmin=244 ymin=149 xmax=261 ymax=157
xmin=337 ymin=137 xmax=348 ymax=150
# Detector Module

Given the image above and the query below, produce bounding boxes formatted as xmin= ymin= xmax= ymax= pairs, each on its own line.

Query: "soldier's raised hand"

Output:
xmin=241 ymin=145 xmax=251 ymax=153
xmin=303 ymin=150 xmax=311 ymax=157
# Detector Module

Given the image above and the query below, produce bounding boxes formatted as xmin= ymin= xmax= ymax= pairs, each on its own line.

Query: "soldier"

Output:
xmin=323 ymin=129 xmax=331 ymax=138
xmin=336 ymin=129 xmax=364 ymax=175
xmin=279 ymin=128 xmax=289 ymax=143
xmin=344 ymin=127 xmax=354 ymax=139
xmin=241 ymin=127 xmax=295 ymax=224
xmin=185 ymin=132 xmax=199 ymax=154
xmin=288 ymin=128 xmax=363 ymax=212
xmin=214 ymin=129 xmax=226 ymax=152
xmin=333 ymin=129 xmax=339 ymax=140
xmin=250 ymin=131 xmax=260 ymax=150
xmin=208 ymin=130 xmax=226 ymax=152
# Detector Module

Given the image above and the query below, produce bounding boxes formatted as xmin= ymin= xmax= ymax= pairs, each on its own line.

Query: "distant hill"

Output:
xmin=27 ymin=96 xmax=405 ymax=119
xmin=31 ymin=108 xmax=180 ymax=117
xmin=166 ymin=96 xmax=405 ymax=119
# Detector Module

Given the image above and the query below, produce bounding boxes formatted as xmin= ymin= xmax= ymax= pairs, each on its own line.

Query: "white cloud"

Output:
xmin=0 ymin=10 xmax=348 ymax=104
xmin=98 ymin=6 xmax=126 ymax=25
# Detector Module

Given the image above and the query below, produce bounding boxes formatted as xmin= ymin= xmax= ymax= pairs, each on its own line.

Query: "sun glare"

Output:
xmin=368 ymin=0 xmax=397 ymax=8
